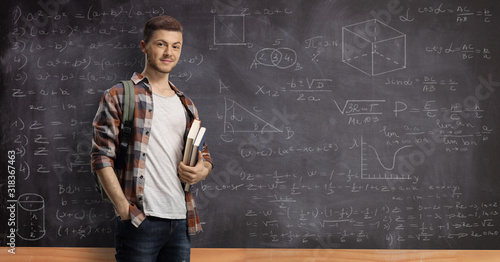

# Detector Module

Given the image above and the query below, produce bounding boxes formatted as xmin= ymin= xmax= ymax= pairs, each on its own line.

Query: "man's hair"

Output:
xmin=143 ymin=15 xmax=183 ymax=43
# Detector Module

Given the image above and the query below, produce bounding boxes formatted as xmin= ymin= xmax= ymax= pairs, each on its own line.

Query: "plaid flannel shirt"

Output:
xmin=91 ymin=73 xmax=212 ymax=234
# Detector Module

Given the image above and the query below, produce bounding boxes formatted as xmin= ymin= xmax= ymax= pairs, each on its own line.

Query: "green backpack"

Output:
xmin=93 ymin=80 xmax=135 ymax=202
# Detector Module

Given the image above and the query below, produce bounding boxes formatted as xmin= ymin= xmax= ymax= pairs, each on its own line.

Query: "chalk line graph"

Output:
xmin=360 ymin=135 xmax=413 ymax=180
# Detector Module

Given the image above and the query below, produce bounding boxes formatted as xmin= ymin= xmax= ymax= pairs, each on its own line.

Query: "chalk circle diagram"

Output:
xmin=224 ymin=97 xmax=282 ymax=135
xmin=254 ymin=47 xmax=297 ymax=69
xmin=17 ymin=193 xmax=46 ymax=241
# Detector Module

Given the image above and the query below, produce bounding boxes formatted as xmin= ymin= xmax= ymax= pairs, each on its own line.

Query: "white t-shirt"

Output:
xmin=143 ymin=92 xmax=187 ymax=219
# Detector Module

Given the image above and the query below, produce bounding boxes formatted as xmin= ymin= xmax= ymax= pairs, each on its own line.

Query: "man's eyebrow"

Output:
xmin=154 ymin=39 xmax=182 ymax=45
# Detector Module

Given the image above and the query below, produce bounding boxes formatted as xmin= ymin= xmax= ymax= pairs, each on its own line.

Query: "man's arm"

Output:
xmin=96 ymin=167 xmax=131 ymax=220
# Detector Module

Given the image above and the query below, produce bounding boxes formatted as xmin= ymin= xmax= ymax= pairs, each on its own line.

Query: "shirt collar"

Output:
xmin=131 ymin=72 xmax=145 ymax=85
xmin=130 ymin=72 xmax=184 ymax=96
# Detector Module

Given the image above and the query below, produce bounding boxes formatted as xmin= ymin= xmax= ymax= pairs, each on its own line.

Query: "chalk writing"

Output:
xmin=2 ymin=0 xmax=499 ymax=250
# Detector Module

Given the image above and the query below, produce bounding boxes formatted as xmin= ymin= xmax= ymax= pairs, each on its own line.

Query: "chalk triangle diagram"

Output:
xmin=224 ymin=98 xmax=282 ymax=134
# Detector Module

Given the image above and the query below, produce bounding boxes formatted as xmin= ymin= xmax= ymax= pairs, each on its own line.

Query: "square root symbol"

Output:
xmin=342 ymin=19 xmax=406 ymax=76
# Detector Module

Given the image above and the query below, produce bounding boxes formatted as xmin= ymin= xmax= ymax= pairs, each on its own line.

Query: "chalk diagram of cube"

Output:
xmin=342 ymin=19 xmax=406 ymax=76
xmin=213 ymin=15 xmax=246 ymax=45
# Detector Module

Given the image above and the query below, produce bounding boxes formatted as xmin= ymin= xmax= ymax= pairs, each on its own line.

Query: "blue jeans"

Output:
xmin=115 ymin=217 xmax=191 ymax=262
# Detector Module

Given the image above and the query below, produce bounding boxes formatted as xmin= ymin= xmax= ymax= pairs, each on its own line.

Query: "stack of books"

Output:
xmin=182 ymin=119 xmax=206 ymax=191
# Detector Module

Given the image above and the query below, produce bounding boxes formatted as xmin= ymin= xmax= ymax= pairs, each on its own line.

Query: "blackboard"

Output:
xmin=1 ymin=0 xmax=500 ymax=250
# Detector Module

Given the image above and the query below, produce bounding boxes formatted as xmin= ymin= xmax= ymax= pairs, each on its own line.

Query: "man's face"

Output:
xmin=141 ymin=30 xmax=183 ymax=75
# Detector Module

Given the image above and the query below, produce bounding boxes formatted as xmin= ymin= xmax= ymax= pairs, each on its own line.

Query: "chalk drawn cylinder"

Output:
xmin=17 ymin=193 xmax=46 ymax=241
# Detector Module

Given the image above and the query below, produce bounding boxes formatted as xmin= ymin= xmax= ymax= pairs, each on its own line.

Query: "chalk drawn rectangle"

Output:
xmin=213 ymin=15 xmax=246 ymax=45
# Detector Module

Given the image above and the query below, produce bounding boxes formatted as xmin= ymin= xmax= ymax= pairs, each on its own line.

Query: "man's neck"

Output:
xmin=141 ymin=69 xmax=174 ymax=96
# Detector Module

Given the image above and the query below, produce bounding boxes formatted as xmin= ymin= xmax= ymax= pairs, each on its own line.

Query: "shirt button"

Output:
xmin=140 ymin=175 xmax=144 ymax=179
xmin=146 ymin=131 xmax=150 ymax=135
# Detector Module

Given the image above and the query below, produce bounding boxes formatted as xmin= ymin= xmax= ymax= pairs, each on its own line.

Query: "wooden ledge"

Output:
xmin=1 ymin=248 xmax=500 ymax=261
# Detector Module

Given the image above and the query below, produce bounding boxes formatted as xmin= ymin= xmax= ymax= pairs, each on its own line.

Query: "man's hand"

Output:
xmin=95 ymin=166 xmax=131 ymax=220
xmin=178 ymin=150 xmax=212 ymax=186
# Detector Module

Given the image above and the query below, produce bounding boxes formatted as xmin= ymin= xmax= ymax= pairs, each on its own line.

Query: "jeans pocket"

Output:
xmin=117 ymin=216 xmax=132 ymax=225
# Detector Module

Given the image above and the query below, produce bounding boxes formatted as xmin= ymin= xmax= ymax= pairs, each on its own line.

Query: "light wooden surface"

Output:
xmin=1 ymin=248 xmax=500 ymax=262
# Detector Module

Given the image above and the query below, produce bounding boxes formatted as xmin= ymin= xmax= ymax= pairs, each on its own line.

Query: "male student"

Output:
xmin=91 ymin=15 xmax=213 ymax=262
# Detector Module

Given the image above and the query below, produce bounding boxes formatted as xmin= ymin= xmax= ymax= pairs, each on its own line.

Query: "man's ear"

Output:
xmin=140 ymin=40 xmax=147 ymax=54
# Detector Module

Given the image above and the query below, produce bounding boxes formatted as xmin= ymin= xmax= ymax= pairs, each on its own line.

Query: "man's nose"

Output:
xmin=164 ymin=47 xmax=173 ymax=56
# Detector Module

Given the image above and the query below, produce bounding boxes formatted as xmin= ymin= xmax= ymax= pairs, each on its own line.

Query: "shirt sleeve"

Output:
xmin=90 ymin=87 xmax=122 ymax=172
xmin=200 ymin=141 xmax=213 ymax=167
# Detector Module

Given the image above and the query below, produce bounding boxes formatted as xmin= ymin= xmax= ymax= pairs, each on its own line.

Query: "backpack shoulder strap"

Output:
xmin=115 ymin=80 xmax=135 ymax=170
xmin=122 ymin=80 xmax=135 ymax=126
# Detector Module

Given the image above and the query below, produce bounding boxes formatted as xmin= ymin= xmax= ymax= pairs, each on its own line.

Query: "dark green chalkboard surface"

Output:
xmin=1 ymin=0 xmax=499 ymax=249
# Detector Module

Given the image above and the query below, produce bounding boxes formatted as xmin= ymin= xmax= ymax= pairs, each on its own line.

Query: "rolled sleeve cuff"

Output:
xmin=90 ymin=155 xmax=114 ymax=173
xmin=130 ymin=203 xmax=146 ymax=227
